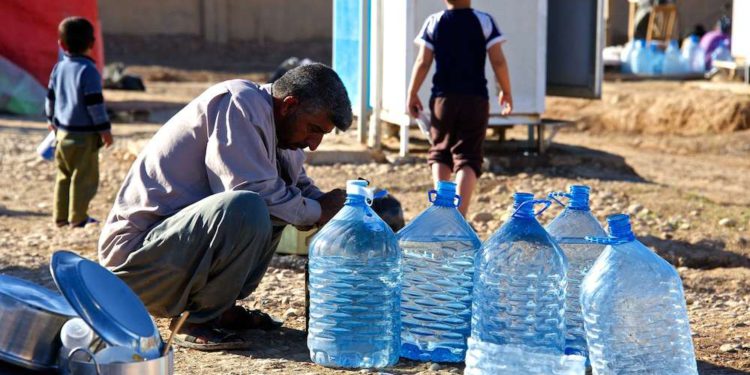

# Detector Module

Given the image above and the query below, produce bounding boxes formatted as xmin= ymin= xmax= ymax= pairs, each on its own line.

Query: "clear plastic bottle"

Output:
xmin=620 ymin=41 xmax=635 ymax=74
xmin=397 ymin=181 xmax=481 ymax=362
xmin=648 ymin=42 xmax=665 ymax=75
xmin=307 ymin=180 xmax=401 ymax=368
xmin=545 ymin=185 xmax=606 ymax=362
xmin=682 ymin=35 xmax=706 ymax=74
xmin=710 ymin=39 xmax=733 ymax=68
xmin=581 ymin=214 xmax=698 ymax=375
xmin=630 ymin=39 xmax=651 ymax=76
xmin=663 ymin=40 xmax=688 ymax=76
xmin=466 ymin=192 xmax=569 ymax=373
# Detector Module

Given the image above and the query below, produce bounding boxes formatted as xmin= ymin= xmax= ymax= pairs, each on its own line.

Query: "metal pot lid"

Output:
xmin=50 ymin=250 xmax=162 ymax=359
xmin=0 ymin=274 xmax=77 ymax=317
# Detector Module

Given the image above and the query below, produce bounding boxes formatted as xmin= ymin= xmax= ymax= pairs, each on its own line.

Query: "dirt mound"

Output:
xmin=546 ymin=81 xmax=750 ymax=135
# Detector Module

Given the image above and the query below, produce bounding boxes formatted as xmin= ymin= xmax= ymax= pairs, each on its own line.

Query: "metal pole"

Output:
xmin=357 ymin=0 xmax=370 ymax=144
xmin=368 ymin=0 xmax=383 ymax=149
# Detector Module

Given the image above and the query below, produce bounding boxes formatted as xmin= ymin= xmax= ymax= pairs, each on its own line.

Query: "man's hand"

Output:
xmin=316 ymin=188 xmax=346 ymax=226
xmin=100 ymin=130 xmax=114 ymax=148
xmin=407 ymin=94 xmax=423 ymax=118
xmin=500 ymin=93 xmax=513 ymax=116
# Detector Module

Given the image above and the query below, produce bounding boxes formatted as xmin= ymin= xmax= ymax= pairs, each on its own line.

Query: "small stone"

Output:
xmin=719 ymin=218 xmax=736 ymax=227
xmin=689 ymin=210 xmax=700 ymax=217
xmin=720 ymin=343 xmax=739 ymax=353
xmin=429 ymin=363 xmax=442 ymax=371
xmin=627 ymin=204 xmax=643 ymax=215
xmin=472 ymin=212 xmax=494 ymax=223
xmin=283 ymin=308 xmax=299 ymax=319
xmin=679 ymin=222 xmax=691 ymax=230
xmin=281 ymin=296 xmax=291 ymax=304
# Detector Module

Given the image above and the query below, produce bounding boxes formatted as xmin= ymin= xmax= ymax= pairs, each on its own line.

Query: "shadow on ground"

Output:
xmin=383 ymin=136 xmax=648 ymax=183
xmin=641 ymin=235 xmax=750 ymax=269
xmin=699 ymin=360 xmax=750 ymax=374
xmin=0 ymin=206 xmax=47 ymax=218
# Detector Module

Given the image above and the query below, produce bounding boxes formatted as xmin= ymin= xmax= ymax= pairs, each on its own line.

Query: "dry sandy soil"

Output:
xmin=0 ymin=77 xmax=748 ymax=374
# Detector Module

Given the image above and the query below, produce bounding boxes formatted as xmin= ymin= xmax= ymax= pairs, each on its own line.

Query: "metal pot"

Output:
xmin=63 ymin=347 xmax=173 ymax=375
xmin=0 ymin=275 xmax=77 ymax=370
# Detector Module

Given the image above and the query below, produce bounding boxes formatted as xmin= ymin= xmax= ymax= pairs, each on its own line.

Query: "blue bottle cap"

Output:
xmin=568 ymin=185 xmax=590 ymax=210
xmin=606 ymin=214 xmax=636 ymax=241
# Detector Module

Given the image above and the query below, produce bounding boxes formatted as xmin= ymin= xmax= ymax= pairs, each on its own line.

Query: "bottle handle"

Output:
xmin=67 ymin=346 xmax=102 ymax=375
xmin=428 ymin=190 xmax=462 ymax=208
xmin=512 ymin=199 xmax=552 ymax=217
xmin=547 ymin=191 xmax=571 ymax=208
xmin=584 ymin=236 xmax=631 ymax=245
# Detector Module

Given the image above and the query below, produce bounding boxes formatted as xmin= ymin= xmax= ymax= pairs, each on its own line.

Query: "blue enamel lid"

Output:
xmin=0 ymin=274 xmax=77 ymax=317
xmin=50 ymin=250 xmax=162 ymax=359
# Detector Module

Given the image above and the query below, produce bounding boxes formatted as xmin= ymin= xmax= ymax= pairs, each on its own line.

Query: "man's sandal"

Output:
xmin=172 ymin=325 xmax=250 ymax=351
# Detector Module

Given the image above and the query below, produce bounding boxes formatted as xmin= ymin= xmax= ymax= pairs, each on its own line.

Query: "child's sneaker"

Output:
xmin=70 ymin=217 xmax=99 ymax=228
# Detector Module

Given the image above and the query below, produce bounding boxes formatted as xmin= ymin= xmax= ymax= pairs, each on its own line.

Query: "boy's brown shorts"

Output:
xmin=428 ymin=95 xmax=489 ymax=177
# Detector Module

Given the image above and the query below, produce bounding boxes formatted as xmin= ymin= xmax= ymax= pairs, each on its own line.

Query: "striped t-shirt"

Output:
xmin=416 ymin=8 xmax=505 ymax=98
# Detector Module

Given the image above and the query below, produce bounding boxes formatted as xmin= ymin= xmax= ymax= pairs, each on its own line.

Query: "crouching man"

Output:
xmin=98 ymin=64 xmax=351 ymax=350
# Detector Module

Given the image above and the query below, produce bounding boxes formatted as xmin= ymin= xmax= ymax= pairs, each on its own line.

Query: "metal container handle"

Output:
xmin=67 ymin=346 xmax=102 ymax=375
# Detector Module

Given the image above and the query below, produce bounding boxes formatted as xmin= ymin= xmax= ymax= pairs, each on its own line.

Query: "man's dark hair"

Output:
xmin=272 ymin=63 xmax=353 ymax=131
xmin=59 ymin=17 xmax=95 ymax=55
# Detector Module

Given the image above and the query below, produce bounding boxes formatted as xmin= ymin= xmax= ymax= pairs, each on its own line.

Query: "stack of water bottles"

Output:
xmin=621 ymin=35 xmax=718 ymax=76
xmin=308 ymin=180 xmax=698 ymax=374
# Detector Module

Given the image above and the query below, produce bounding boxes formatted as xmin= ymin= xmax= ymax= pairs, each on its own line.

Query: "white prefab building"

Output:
xmin=333 ymin=0 xmax=605 ymax=156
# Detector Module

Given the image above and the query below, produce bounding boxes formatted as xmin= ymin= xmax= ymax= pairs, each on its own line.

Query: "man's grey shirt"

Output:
xmin=99 ymin=80 xmax=323 ymax=267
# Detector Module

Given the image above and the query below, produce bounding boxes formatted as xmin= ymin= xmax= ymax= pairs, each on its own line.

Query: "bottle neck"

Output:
xmin=345 ymin=194 xmax=367 ymax=206
xmin=567 ymin=189 xmax=590 ymax=211
xmin=607 ymin=214 xmax=636 ymax=242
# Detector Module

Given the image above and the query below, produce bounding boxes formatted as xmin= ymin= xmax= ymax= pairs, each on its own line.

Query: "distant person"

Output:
xmin=99 ymin=64 xmax=350 ymax=351
xmin=701 ymin=17 xmax=732 ymax=69
xmin=45 ymin=17 xmax=113 ymax=228
xmin=406 ymin=0 xmax=512 ymax=217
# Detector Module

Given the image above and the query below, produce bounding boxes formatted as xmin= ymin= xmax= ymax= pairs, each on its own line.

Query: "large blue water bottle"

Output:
xmin=581 ymin=214 xmax=698 ymax=375
xmin=648 ymin=42 xmax=665 ymax=75
xmin=545 ymin=185 xmax=606 ymax=362
xmin=663 ymin=40 xmax=687 ymax=75
xmin=307 ymin=179 xmax=402 ymax=368
xmin=620 ymin=41 xmax=635 ymax=74
xmin=682 ymin=35 xmax=706 ymax=74
xmin=397 ymin=181 xmax=481 ymax=362
xmin=630 ymin=39 xmax=651 ymax=75
xmin=466 ymin=192 xmax=579 ymax=374
xmin=710 ymin=39 xmax=733 ymax=68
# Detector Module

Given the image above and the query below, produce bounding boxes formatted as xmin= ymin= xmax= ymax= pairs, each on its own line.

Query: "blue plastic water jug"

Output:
xmin=620 ymin=41 xmax=635 ymax=74
xmin=307 ymin=180 xmax=402 ymax=368
xmin=581 ymin=214 xmax=698 ymax=375
xmin=710 ymin=39 xmax=733 ymax=68
xmin=663 ymin=40 xmax=687 ymax=75
xmin=466 ymin=193 xmax=568 ymax=368
xmin=545 ymin=185 xmax=606 ymax=362
xmin=630 ymin=39 xmax=651 ymax=75
xmin=682 ymin=35 xmax=706 ymax=74
xmin=397 ymin=181 xmax=481 ymax=362
xmin=649 ymin=42 xmax=665 ymax=75
xmin=37 ymin=131 xmax=56 ymax=161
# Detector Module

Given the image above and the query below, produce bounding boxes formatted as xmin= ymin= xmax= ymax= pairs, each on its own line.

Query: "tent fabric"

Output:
xmin=0 ymin=56 xmax=46 ymax=115
xmin=0 ymin=0 xmax=104 ymax=87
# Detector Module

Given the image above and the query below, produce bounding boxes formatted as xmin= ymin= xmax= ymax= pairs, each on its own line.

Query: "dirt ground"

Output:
xmin=0 ymin=76 xmax=749 ymax=374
